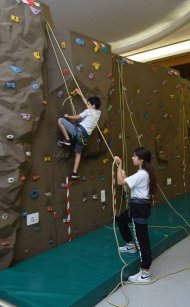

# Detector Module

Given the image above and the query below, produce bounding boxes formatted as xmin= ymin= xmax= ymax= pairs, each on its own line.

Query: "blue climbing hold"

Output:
xmin=32 ymin=83 xmax=40 ymax=91
xmin=5 ymin=82 xmax=16 ymax=89
xmin=21 ymin=211 xmax=27 ymax=217
xmin=30 ymin=189 xmax=39 ymax=199
xmin=76 ymin=38 xmax=85 ymax=46
xmin=101 ymin=44 xmax=109 ymax=53
xmin=75 ymin=64 xmax=83 ymax=72
xmin=10 ymin=65 xmax=22 ymax=74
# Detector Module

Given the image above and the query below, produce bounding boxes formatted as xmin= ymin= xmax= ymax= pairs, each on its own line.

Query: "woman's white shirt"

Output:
xmin=124 ymin=169 xmax=150 ymax=199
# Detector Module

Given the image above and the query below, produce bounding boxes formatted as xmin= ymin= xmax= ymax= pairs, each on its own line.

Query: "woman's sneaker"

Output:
xmin=119 ymin=243 xmax=137 ymax=253
xmin=128 ymin=269 xmax=151 ymax=283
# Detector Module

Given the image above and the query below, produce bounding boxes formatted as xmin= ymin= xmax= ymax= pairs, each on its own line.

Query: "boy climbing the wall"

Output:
xmin=58 ymin=89 xmax=101 ymax=180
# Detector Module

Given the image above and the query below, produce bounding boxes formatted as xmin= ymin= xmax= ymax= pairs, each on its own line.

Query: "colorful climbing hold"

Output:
xmin=58 ymin=90 xmax=63 ymax=98
xmin=101 ymin=44 xmax=109 ymax=53
xmin=30 ymin=6 xmax=41 ymax=14
xmin=32 ymin=175 xmax=40 ymax=181
xmin=10 ymin=65 xmax=22 ymax=74
xmin=153 ymin=89 xmax=159 ymax=94
xmin=34 ymin=226 xmax=41 ymax=233
xmin=75 ymin=38 xmax=85 ymax=46
xmin=107 ymin=72 xmax=112 ymax=79
xmin=33 ymin=52 xmax=40 ymax=60
xmin=102 ymin=158 xmax=109 ymax=164
xmin=70 ymin=89 xmax=77 ymax=96
xmin=43 ymin=156 xmax=51 ymax=162
xmin=102 ymin=128 xmax=109 ymax=135
xmin=45 ymin=192 xmax=51 ymax=197
xmin=99 ymin=174 xmax=105 ymax=181
xmin=32 ymin=83 xmax=39 ymax=91
xmin=20 ymin=176 xmax=26 ymax=182
xmin=6 ymin=135 xmax=14 ymax=140
xmin=1 ymin=213 xmax=8 ymax=220
xmin=107 ymin=105 xmax=112 ymax=112
xmin=92 ymin=62 xmax=101 ymax=70
xmin=75 ymin=64 xmax=83 ymax=72
xmin=11 ymin=15 xmax=20 ymax=23
xmin=151 ymin=66 xmax=158 ymax=73
xmin=149 ymin=124 xmax=156 ymax=132
xmin=47 ymin=206 xmax=53 ymax=212
xmin=60 ymin=42 xmax=67 ymax=49
xmin=6 ymin=82 xmax=16 ymax=89
xmin=30 ymin=189 xmax=39 ymax=199
xmin=88 ymin=73 xmax=94 ymax=80
xmin=21 ymin=113 xmax=31 ymax=120
xmin=144 ymin=112 xmax=150 ymax=119
xmin=63 ymin=69 xmax=69 ymax=76
xmin=91 ymin=40 xmax=101 ymax=52
xmin=1 ymin=241 xmax=10 ymax=247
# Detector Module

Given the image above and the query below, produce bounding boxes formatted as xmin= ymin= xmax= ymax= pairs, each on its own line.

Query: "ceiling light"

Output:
xmin=122 ymin=40 xmax=190 ymax=63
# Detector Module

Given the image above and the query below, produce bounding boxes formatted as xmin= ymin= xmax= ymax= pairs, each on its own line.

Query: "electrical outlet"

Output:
xmin=167 ymin=178 xmax=172 ymax=185
xmin=27 ymin=212 xmax=39 ymax=226
xmin=101 ymin=190 xmax=106 ymax=203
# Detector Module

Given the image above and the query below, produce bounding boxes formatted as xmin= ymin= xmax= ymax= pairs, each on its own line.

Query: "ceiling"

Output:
xmin=42 ymin=0 xmax=190 ymax=56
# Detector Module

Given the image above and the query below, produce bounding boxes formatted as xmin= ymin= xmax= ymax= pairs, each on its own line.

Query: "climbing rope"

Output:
xmin=46 ymin=21 xmax=115 ymax=161
xmin=45 ymin=23 xmax=190 ymax=304
xmin=46 ymin=24 xmax=76 ymax=115
xmin=118 ymin=62 xmax=190 ymax=233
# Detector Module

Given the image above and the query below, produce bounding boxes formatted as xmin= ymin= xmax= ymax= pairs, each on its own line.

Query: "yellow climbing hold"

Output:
xmin=70 ymin=89 xmax=77 ymax=96
xmin=92 ymin=40 xmax=101 ymax=52
xmin=92 ymin=62 xmax=101 ymax=70
xmin=102 ymin=128 xmax=109 ymax=135
xmin=11 ymin=15 xmax=20 ymax=23
xmin=102 ymin=158 xmax=109 ymax=164
xmin=156 ymin=134 xmax=161 ymax=140
xmin=61 ymin=42 xmax=67 ymax=49
xmin=33 ymin=52 xmax=40 ymax=60
xmin=43 ymin=156 xmax=51 ymax=162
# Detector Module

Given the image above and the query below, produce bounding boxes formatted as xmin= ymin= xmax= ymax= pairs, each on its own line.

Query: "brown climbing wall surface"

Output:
xmin=13 ymin=26 xmax=117 ymax=264
xmin=0 ymin=0 xmax=46 ymax=269
xmin=110 ymin=56 xmax=190 ymax=201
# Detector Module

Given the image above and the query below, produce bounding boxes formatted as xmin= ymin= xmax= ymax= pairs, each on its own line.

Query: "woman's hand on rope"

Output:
xmin=114 ymin=156 xmax=122 ymax=166
xmin=64 ymin=114 xmax=69 ymax=118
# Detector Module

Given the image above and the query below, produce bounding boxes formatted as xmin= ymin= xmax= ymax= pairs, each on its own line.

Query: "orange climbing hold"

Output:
xmin=32 ymin=175 xmax=40 ymax=181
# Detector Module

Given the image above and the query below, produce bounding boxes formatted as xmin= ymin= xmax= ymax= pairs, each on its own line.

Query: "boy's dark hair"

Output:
xmin=87 ymin=97 xmax=101 ymax=110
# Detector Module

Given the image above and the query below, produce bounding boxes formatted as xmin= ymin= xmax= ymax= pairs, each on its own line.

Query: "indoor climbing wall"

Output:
xmin=109 ymin=55 xmax=190 ymax=202
xmin=0 ymin=0 xmax=47 ymax=269
xmin=13 ymin=26 xmax=120 ymax=265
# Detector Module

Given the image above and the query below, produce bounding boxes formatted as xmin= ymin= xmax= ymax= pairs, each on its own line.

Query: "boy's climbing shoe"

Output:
xmin=58 ymin=139 xmax=71 ymax=146
xmin=71 ymin=172 xmax=80 ymax=179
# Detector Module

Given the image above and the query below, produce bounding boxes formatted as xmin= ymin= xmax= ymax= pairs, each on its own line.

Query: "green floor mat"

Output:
xmin=0 ymin=194 xmax=189 ymax=307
